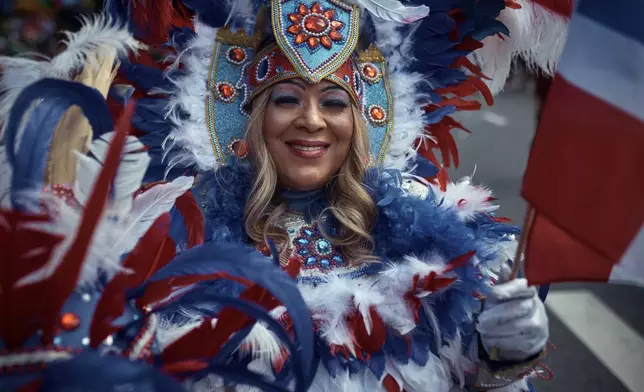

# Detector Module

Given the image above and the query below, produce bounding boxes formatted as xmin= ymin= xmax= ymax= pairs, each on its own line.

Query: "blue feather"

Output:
xmin=181 ymin=0 xmax=233 ymax=27
xmin=40 ymin=351 xmax=186 ymax=392
xmin=424 ymin=105 xmax=457 ymax=125
xmin=3 ymin=79 xmax=113 ymax=210
xmin=169 ymin=27 xmax=197 ymax=49
xmin=132 ymin=241 xmax=315 ymax=383
xmin=412 ymin=156 xmax=439 ymax=178
xmin=167 ymin=293 xmax=312 ymax=392
xmin=119 ymin=62 xmax=173 ymax=92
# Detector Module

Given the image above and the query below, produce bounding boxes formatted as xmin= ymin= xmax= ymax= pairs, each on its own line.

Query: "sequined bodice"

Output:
xmin=276 ymin=188 xmax=374 ymax=284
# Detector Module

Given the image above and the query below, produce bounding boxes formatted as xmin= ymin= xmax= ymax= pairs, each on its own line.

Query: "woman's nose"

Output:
xmin=296 ymin=103 xmax=326 ymax=133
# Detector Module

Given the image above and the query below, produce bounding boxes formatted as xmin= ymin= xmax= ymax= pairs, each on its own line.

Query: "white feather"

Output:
xmin=159 ymin=21 xmax=221 ymax=173
xmin=238 ymin=322 xmax=284 ymax=362
xmin=155 ymin=317 xmax=202 ymax=350
xmin=16 ymin=194 xmax=128 ymax=287
xmin=15 ymin=176 xmax=192 ymax=289
xmin=0 ymin=14 xmax=143 ymax=133
xmin=51 ymin=14 xmax=143 ymax=76
xmin=368 ymin=18 xmax=432 ymax=171
xmin=109 ymin=176 xmax=195 ymax=252
xmin=430 ymin=178 xmax=499 ymax=221
xmin=0 ymin=147 xmax=12 ymax=208
xmin=488 ymin=379 xmax=531 ymax=392
xmin=73 ymin=152 xmax=102 ymax=207
xmin=73 ymin=133 xmax=151 ymax=213
xmin=470 ymin=0 xmax=569 ymax=94
xmin=355 ymin=0 xmax=429 ymax=24
xmin=439 ymin=332 xmax=469 ymax=387
xmin=390 ymin=352 xmax=451 ymax=392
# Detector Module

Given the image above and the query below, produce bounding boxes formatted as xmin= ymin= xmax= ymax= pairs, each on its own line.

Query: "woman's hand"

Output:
xmin=477 ymin=278 xmax=549 ymax=362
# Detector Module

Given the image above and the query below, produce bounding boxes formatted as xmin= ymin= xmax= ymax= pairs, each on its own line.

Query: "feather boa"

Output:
xmin=161 ymin=159 xmax=522 ymax=391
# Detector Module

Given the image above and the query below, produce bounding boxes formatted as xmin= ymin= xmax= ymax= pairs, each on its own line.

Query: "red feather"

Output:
xmin=437 ymin=166 xmax=449 ymax=192
xmin=405 ymin=274 xmax=423 ymax=323
xmin=437 ymin=97 xmax=482 ymax=111
xmin=436 ymin=77 xmax=494 ymax=106
xmin=532 ymin=0 xmax=574 ymax=17
xmin=174 ymin=190 xmax=205 ymax=248
xmin=163 ymin=282 xmax=280 ymax=363
xmin=163 ymin=360 xmax=208 ymax=374
xmin=285 ymin=255 xmax=302 ymax=279
xmin=491 ymin=216 xmax=513 ymax=223
xmin=136 ymin=273 xmax=251 ymax=309
xmin=10 ymin=102 xmax=135 ymax=346
xmin=131 ymin=0 xmax=175 ymax=46
xmin=416 ymin=137 xmax=441 ymax=168
xmin=419 ymin=271 xmax=457 ymax=292
xmin=348 ymin=306 xmax=387 ymax=353
xmin=454 ymin=36 xmax=484 ymax=51
xmin=0 ymin=210 xmax=63 ymax=349
xmin=382 ymin=374 xmax=402 ymax=392
xmin=90 ymin=213 xmax=175 ymax=346
xmin=444 ymin=250 xmax=476 ymax=272
xmin=17 ymin=379 xmax=42 ymax=392
xmin=451 ymin=56 xmax=491 ymax=80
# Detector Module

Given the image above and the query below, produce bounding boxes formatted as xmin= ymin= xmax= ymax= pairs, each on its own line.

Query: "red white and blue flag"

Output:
xmin=522 ymin=0 xmax=644 ymax=287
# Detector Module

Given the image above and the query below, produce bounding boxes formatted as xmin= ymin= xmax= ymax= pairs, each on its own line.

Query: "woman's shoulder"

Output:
xmin=373 ymin=171 xmax=500 ymax=222
xmin=370 ymin=171 xmax=518 ymax=258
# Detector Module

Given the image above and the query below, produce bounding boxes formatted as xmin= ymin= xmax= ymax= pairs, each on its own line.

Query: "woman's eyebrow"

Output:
xmin=279 ymin=79 xmax=307 ymax=90
xmin=320 ymin=84 xmax=345 ymax=93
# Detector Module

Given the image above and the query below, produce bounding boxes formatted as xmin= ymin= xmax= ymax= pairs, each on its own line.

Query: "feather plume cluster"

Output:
xmin=17 ymin=133 xmax=193 ymax=289
xmin=0 ymin=14 xmax=144 ymax=133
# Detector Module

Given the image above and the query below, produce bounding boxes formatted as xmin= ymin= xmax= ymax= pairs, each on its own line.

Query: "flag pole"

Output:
xmin=509 ymin=205 xmax=536 ymax=280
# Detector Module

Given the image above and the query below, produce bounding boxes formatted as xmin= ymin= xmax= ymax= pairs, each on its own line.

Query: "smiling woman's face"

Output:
xmin=262 ymin=79 xmax=354 ymax=191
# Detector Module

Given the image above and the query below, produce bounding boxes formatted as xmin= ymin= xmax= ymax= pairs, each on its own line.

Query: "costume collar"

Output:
xmin=279 ymin=187 xmax=328 ymax=221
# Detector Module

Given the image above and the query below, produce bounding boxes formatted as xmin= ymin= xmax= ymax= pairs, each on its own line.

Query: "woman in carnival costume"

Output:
xmin=0 ymin=0 xmax=571 ymax=391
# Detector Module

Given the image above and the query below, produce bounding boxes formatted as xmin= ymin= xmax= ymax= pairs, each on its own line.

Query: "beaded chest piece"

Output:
xmin=276 ymin=211 xmax=374 ymax=284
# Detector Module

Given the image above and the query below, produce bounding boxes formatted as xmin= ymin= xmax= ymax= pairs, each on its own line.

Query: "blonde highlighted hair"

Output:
xmin=243 ymin=88 xmax=377 ymax=264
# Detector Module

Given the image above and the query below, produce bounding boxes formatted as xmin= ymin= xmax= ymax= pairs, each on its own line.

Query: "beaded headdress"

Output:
xmin=186 ymin=0 xmax=418 ymax=167
xmin=105 ymin=0 xmax=569 ymax=181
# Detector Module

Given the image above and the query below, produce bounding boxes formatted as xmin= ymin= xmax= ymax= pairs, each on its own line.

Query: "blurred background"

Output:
xmin=0 ymin=0 xmax=99 ymax=57
xmin=1 ymin=2 xmax=643 ymax=391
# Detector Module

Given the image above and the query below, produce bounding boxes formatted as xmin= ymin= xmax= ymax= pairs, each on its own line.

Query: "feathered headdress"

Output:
xmin=102 ymin=0 xmax=569 ymax=183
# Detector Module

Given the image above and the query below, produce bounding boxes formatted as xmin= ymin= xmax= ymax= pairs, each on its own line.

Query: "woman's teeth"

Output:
xmin=290 ymin=145 xmax=325 ymax=151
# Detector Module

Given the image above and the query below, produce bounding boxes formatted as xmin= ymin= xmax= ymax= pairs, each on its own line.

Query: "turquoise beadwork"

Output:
xmin=293 ymin=223 xmax=344 ymax=271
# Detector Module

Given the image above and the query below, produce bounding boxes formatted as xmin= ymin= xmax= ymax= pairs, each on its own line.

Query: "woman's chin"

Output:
xmin=279 ymin=167 xmax=331 ymax=191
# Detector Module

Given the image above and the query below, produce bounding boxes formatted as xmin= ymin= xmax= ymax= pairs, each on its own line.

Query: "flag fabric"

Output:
xmin=522 ymin=0 xmax=644 ymax=287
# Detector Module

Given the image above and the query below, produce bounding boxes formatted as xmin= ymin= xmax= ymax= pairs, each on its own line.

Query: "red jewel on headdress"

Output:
xmin=231 ymin=139 xmax=248 ymax=158
xmin=287 ymin=2 xmax=344 ymax=50
xmin=219 ymin=84 xmax=234 ymax=98
xmin=368 ymin=105 xmax=387 ymax=125
xmin=215 ymin=82 xmax=238 ymax=102
xmin=60 ymin=312 xmax=80 ymax=331
xmin=227 ymin=47 xmax=246 ymax=64
xmin=363 ymin=64 xmax=378 ymax=79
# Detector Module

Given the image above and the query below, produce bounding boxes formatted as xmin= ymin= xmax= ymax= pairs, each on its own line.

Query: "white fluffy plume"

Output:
xmin=15 ymin=130 xmax=192 ymax=288
xmin=470 ymin=0 xmax=570 ymax=94
xmin=355 ymin=0 xmax=429 ymax=24
xmin=74 ymin=133 xmax=151 ymax=213
xmin=0 ymin=14 xmax=143 ymax=127
xmin=163 ymin=21 xmax=220 ymax=173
